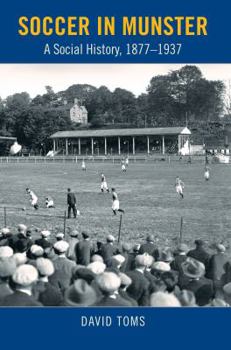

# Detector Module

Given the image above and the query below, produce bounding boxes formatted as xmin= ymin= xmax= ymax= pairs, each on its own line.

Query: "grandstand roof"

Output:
xmin=51 ymin=127 xmax=191 ymax=139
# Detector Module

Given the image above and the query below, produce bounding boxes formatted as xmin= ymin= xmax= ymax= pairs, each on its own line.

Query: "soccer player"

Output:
xmin=111 ymin=188 xmax=125 ymax=215
xmin=45 ymin=196 xmax=55 ymax=208
xmin=101 ymin=173 xmax=109 ymax=193
xmin=125 ymin=156 xmax=129 ymax=167
xmin=204 ymin=165 xmax=210 ymax=181
xmin=82 ymin=160 xmax=86 ymax=171
xmin=26 ymin=188 xmax=39 ymax=209
xmin=175 ymin=177 xmax=184 ymax=199
xmin=121 ymin=159 xmax=126 ymax=172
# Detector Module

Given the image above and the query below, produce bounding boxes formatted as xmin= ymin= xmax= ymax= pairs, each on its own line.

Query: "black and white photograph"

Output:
xmin=0 ymin=63 xmax=231 ymax=307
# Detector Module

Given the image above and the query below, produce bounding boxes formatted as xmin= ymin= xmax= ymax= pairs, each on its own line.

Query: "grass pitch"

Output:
xmin=0 ymin=161 xmax=230 ymax=248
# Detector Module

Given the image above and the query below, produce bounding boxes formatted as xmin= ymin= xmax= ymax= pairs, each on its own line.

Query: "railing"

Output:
xmin=0 ymin=154 xmax=207 ymax=164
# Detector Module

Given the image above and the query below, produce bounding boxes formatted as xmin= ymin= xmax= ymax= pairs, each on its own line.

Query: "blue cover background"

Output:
xmin=0 ymin=0 xmax=231 ymax=349
xmin=0 ymin=0 xmax=230 ymax=62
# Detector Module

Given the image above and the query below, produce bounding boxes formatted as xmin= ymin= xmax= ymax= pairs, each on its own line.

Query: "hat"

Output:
xmin=13 ymin=253 xmax=28 ymax=266
xmin=69 ymin=230 xmax=79 ymax=237
xmin=182 ymin=258 xmax=205 ymax=279
xmin=30 ymin=245 xmax=44 ymax=257
xmin=107 ymin=234 xmax=115 ymax=243
xmin=87 ymin=262 xmax=106 ymax=275
xmin=41 ymin=230 xmax=51 ymax=238
xmin=147 ymin=234 xmax=155 ymax=242
xmin=56 ymin=233 xmax=64 ymax=240
xmin=178 ymin=243 xmax=189 ymax=253
xmin=177 ymin=289 xmax=196 ymax=306
xmin=159 ymin=249 xmax=174 ymax=262
xmin=119 ymin=273 xmax=132 ymax=287
xmin=0 ymin=246 xmax=14 ymax=259
xmin=64 ymin=279 xmax=97 ymax=306
xmin=74 ymin=268 xmax=96 ymax=284
xmin=12 ymin=264 xmax=38 ymax=286
xmin=18 ymin=224 xmax=27 ymax=233
xmin=195 ymin=239 xmax=205 ymax=246
xmin=216 ymin=244 xmax=226 ymax=253
xmin=53 ymin=240 xmax=69 ymax=253
xmin=122 ymin=243 xmax=131 ymax=252
xmin=91 ymin=254 xmax=104 ymax=263
xmin=150 ymin=292 xmax=181 ymax=307
xmin=135 ymin=254 xmax=154 ymax=267
xmin=152 ymin=261 xmax=171 ymax=272
xmin=0 ymin=257 xmax=17 ymax=277
xmin=1 ymin=227 xmax=10 ymax=235
xmin=111 ymin=254 xmax=126 ymax=265
xmin=96 ymin=272 xmax=121 ymax=293
xmin=82 ymin=232 xmax=89 ymax=239
xmin=36 ymin=258 xmax=54 ymax=277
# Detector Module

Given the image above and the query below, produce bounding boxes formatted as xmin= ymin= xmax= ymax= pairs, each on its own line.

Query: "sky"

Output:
xmin=0 ymin=64 xmax=231 ymax=99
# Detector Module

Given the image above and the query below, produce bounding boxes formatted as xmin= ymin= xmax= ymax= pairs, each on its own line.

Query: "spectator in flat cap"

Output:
xmin=27 ymin=244 xmax=44 ymax=263
xmin=87 ymin=261 xmax=106 ymax=275
xmin=13 ymin=253 xmax=28 ymax=266
xmin=56 ymin=233 xmax=65 ymax=241
xmin=139 ymin=234 xmax=159 ymax=260
xmin=125 ymin=244 xmax=141 ymax=271
xmin=126 ymin=255 xmax=150 ymax=306
xmin=118 ymin=272 xmax=138 ymax=306
xmin=49 ymin=241 xmax=76 ymax=294
xmin=35 ymin=258 xmax=63 ymax=306
xmin=100 ymin=235 xmax=117 ymax=267
xmin=0 ymin=264 xmax=42 ymax=306
xmin=91 ymin=254 xmax=104 ymax=263
xmin=171 ymin=243 xmax=189 ymax=288
xmin=0 ymin=257 xmax=16 ymax=299
xmin=150 ymin=291 xmax=181 ymax=307
xmin=0 ymin=228 xmax=12 ymax=247
xmin=75 ymin=232 xmax=93 ymax=266
xmin=93 ymin=272 xmax=131 ymax=306
xmin=119 ymin=242 xmax=132 ymax=272
xmin=0 ymin=246 xmax=14 ymax=259
xmin=109 ymin=254 xmax=126 ymax=272
xmin=35 ymin=230 xmax=52 ymax=249
xmin=187 ymin=240 xmax=211 ymax=273
xmin=66 ymin=230 xmax=79 ymax=261
xmin=64 ymin=279 xmax=98 ymax=307
xmin=181 ymin=258 xmax=214 ymax=306
xmin=8 ymin=224 xmax=33 ymax=253
xmin=207 ymin=244 xmax=229 ymax=290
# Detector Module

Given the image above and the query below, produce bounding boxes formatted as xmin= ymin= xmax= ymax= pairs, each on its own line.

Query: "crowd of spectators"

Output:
xmin=0 ymin=224 xmax=231 ymax=307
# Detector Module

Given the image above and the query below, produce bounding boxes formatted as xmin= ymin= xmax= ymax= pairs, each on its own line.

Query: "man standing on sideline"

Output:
xmin=67 ymin=188 xmax=77 ymax=219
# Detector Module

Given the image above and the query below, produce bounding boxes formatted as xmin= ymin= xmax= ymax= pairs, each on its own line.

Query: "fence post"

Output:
xmin=3 ymin=207 xmax=7 ymax=227
xmin=63 ymin=211 xmax=67 ymax=238
xmin=118 ymin=214 xmax=123 ymax=244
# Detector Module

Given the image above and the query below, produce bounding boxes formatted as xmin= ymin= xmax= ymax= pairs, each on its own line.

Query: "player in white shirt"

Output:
xmin=125 ymin=157 xmax=129 ymax=167
xmin=45 ymin=196 xmax=55 ymax=208
xmin=26 ymin=188 xmax=39 ymax=209
xmin=175 ymin=177 xmax=184 ymax=199
xmin=82 ymin=160 xmax=86 ymax=171
xmin=111 ymin=188 xmax=125 ymax=215
xmin=204 ymin=165 xmax=210 ymax=181
xmin=121 ymin=159 xmax=126 ymax=172
xmin=101 ymin=173 xmax=109 ymax=193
